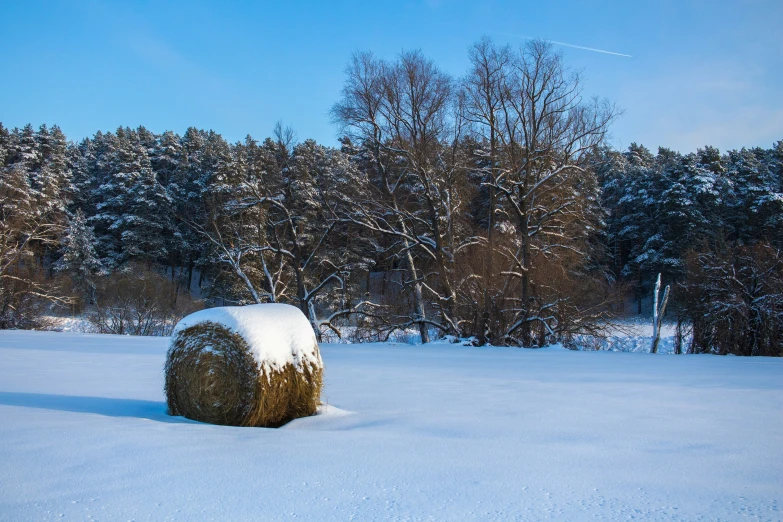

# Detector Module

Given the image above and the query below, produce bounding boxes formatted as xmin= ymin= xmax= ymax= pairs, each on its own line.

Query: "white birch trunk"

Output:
xmin=650 ymin=273 xmax=670 ymax=354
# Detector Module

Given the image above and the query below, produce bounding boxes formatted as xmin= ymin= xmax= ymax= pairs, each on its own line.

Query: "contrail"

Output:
xmin=497 ymin=32 xmax=632 ymax=58
xmin=548 ymin=40 xmax=632 ymax=58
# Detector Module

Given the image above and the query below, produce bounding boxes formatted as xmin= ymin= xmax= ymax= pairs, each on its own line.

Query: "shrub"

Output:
xmin=0 ymin=262 xmax=69 ymax=329
xmin=681 ymin=243 xmax=782 ymax=356
xmin=88 ymin=266 xmax=202 ymax=336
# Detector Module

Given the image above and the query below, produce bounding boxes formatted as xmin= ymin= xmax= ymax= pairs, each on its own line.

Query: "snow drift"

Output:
xmin=165 ymin=304 xmax=323 ymax=427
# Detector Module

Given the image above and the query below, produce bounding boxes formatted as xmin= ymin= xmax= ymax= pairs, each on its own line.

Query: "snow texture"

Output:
xmin=172 ymin=303 xmax=322 ymax=372
xmin=0 ymin=330 xmax=781 ymax=520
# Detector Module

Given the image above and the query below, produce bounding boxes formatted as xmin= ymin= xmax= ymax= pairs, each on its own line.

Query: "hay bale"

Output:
xmin=165 ymin=304 xmax=323 ymax=428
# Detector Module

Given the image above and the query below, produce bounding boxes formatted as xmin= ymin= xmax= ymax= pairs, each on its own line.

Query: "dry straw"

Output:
xmin=165 ymin=321 xmax=323 ymax=427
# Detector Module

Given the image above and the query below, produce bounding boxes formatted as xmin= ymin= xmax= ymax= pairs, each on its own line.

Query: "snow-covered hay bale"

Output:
xmin=165 ymin=304 xmax=323 ymax=428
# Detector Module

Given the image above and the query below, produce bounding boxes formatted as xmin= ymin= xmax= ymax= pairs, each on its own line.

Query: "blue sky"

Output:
xmin=2 ymin=0 xmax=781 ymax=153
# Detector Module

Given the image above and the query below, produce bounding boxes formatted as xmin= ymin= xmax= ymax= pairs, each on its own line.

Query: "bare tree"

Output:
xmin=0 ymin=163 xmax=72 ymax=327
xmin=461 ymin=38 xmax=617 ymax=346
xmin=461 ymin=37 xmax=512 ymax=344
xmin=332 ymin=50 xmax=472 ymax=342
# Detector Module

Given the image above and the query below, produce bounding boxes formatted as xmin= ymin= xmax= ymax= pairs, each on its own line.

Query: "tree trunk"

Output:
xmin=519 ymin=229 xmax=532 ymax=347
xmin=481 ymin=181 xmax=496 ymax=345
xmin=433 ymin=239 xmax=457 ymax=336
xmin=650 ymin=273 xmax=670 ymax=354
xmin=187 ymin=259 xmax=194 ymax=293
xmin=674 ymin=315 xmax=683 ymax=355
xmin=296 ymin=267 xmax=308 ymax=317
xmin=235 ymin=264 xmax=262 ymax=304
xmin=638 ymin=271 xmax=643 ymax=315
xmin=404 ymin=246 xmax=429 ymax=344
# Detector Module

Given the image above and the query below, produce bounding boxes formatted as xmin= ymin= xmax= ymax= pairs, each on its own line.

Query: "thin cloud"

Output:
xmin=498 ymin=32 xmax=632 ymax=58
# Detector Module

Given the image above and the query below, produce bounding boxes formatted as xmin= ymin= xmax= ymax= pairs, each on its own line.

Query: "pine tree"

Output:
xmin=55 ymin=209 xmax=102 ymax=301
xmin=0 ymin=123 xmax=9 ymax=169
xmin=609 ymin=143 xmax=657 ymax=312
xmin=89 ymin=128 xmax=164 ymax=267
xmin=172 ymin=127 xmax=211 ymax=288
xmin=87 ymin=130 xmax=122 ymax=264
xmin=651 ymin=149 xmax=712 ymax=279
xmin=32 ymin=124 xmax=72 ymax=226
xmin=70 ymin=137 xmax=94 ymax=212
xmin=149 ymin=130 xmax=187 ymax=278
xmin=726 ymin=147 xmax=782 ymax=244
xmin=117 ymin=129 xmax=167 ymax=264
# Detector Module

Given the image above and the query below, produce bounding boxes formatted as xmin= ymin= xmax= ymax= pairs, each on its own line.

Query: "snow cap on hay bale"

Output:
xmin=165 ymin=303 xmax=323 ymax=428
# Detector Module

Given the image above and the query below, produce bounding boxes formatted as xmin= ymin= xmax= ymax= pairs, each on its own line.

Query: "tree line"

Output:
xmin=598 ymin=142 xmax=782 ymax=355
xmin=1 ymin=39 xmax=780 ymax=353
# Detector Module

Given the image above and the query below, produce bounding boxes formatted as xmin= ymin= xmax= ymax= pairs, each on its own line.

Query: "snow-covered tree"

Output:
xmin=467 ymin=39 xmax=616 ymax=346
xmin=89 ymin=128 xmax=166 ymax=268
xmin=0 ymin=125 xmax=71 ymax=326
xmin=332 ymin=50 xmax=472 ymax=342
xmin=726 ymin=147 xmax=783 ymax=245
xmin=121 ymin=132 xmax=167 ymax=264
xmin=55 ymin=209 xmax=102 ymax=301
xmin=682 ymin=243 xmax=782 ymax=356
xmin=185 ymin=129 xmax=370 ymax=339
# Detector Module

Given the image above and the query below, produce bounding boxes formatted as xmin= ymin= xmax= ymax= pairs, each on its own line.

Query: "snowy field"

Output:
xmin=0 ymin=331 xmax=781 ymax=521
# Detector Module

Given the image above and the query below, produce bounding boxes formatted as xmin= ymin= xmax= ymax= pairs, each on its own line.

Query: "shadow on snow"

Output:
xmin=0 ymin=391 xmax=194 ymax=423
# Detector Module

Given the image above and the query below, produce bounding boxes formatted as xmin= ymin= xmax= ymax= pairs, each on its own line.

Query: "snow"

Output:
xmin=1 ymin=330 xmax=781 ymax=520
xmin=171 ymin=303 xmax=321 ymax=372
xmin=43 ymin=316 xmax=95 ymax=333
xmin=570 ymin=318 xmax=692 ymax=354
